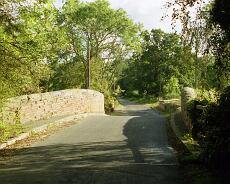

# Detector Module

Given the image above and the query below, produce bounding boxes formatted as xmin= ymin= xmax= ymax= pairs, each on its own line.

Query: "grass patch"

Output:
xmin=125 ymin=95 xmax=158 ymax=104
xmin=0 ymin=121 xmax=24 ymax=143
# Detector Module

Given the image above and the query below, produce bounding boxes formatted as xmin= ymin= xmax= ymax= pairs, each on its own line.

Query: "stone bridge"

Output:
xmin=0 ymin=89 xmax=104 ymax=124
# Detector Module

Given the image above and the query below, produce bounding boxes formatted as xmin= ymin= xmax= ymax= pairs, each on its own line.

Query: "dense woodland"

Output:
xmin=0 ymin=0 xmax=229 ymax=178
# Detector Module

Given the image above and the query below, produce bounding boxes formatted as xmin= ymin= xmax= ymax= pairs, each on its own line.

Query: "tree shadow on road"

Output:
xmin=0 ymin=141 xmax=182 ymax=184
xmin=0 ymin=102 xmax=183 ymax=184
xmin=123 ymin=114 xmax=176 ymax=165
xmin=112 ymin=101 xmax=177 ymax=165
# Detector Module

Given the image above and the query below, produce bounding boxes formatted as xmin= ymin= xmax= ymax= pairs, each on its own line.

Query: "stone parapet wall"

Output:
xmin=158 ymin=99 xmax=180 ymax=112
xmin=0 ymin=89 xmax=104 ymax=124
xmin=181 ymin=87 xmax=196 ymax=131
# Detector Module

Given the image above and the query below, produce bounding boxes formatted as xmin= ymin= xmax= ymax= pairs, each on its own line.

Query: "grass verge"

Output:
xmin=157 ymin=104 xmax=223 ymax=184
xmin=125 ymin=95 xmax=158 ymax=105
xmin=0 ymin=121 xmax=24 ymax=143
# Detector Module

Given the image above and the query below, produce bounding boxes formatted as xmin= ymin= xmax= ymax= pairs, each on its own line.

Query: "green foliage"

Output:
xmin=208 ymin=0 xmax=230 ymax=89
xmin=55 ymin=0 xmax=141 ymax=88
xmin=163 ymin=77 xmax=180 ymax=99
xmin=120 ymin=29 xmax=214 ymax=98
xmin=0 ymin=121 xmax=24 ymax=143
xmin=125 ymin=90 xmax=140 ymax=97
xmin=50 ymin=62 xmax=85 ymax=91
xmin=167 ymin=0 xmax=229 ymax=177
xmin=43 ymin=0 xmax=140 ymax=111
xmin=202 ymin=1 xmax=230 ymax=172
xmin=196 ymin=89 xmax=218 ymax=103
xmin=0 ymin=0 xmax=140 ymax=114
xmin=187 ymin=87 xmax=230 ymax=172
xmin=181 ymin=151 xmax=200 ymax=163
xmin=200 ymin=87 xmax=230 ymax=172
xmin=0 ymin=0 xmax=53 ymax=107
xmin=104 ymin=94 xmax=117 ymax=114
xmin=187 ymin=89 xmax=216 ymax=140
xmin=210 ymin=0 xmax=230 ymax=35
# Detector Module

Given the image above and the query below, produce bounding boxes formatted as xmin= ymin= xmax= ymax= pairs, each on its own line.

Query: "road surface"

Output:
xmin=0 ymin=99 xmax=184 ymax=184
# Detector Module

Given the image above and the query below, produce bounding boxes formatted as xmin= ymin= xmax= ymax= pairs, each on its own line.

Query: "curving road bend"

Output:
xmin=0 ymin=99 xmax=184 ymax=184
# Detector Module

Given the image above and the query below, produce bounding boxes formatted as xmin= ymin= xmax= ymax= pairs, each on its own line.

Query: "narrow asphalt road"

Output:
xmin=0 ymin=99 xmax=184 ymax=184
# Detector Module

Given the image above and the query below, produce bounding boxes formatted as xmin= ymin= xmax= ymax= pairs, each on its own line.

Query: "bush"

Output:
xmin=187 ymin=87 xmax=230 ymax=173
xmin=124 ymin=90 xmax=140 ymax=97
xmin=187 ymin=89 xmax=217 ymax=140
xmin=163 ymin=77 xmax=180 ymax=99
xmin=187 ymin=99 xmax=208 ymax=140
xmin=200 ymin=87 xmax=230 ymax=172
xmin=104 ymin=94 xmax=117 ymax=114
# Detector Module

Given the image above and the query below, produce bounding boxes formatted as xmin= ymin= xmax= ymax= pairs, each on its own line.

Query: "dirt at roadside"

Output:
xmin=0 ymin=120 xmax=80 ymax=160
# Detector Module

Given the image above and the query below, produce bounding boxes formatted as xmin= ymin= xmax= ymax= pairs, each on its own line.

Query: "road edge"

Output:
xmin=0 ymin=113 xmax=106 ymax=150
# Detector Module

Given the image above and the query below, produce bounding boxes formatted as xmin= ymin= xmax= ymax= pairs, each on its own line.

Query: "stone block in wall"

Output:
xmin=158 ymin=99 xmax=180 ymax=112
xmin=181 ymin=87 xmax=197 ymax=131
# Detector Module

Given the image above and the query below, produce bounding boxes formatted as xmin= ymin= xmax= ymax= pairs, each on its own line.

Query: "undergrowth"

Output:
xmin=0 ymin=121 xmax=24 ymax=143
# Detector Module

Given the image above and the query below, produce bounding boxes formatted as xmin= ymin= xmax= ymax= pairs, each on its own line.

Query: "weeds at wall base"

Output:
xmin=0 ymin=121 xmax=24 ymax=143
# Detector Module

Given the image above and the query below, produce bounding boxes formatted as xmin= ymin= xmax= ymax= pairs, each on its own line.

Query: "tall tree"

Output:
xmin=61 ymin=0 xmax=141 ymax=89
xmin=0 ymin=0 xmax=54 ymax=106
xmin=120 ymin=29 xmax=200 ymax=98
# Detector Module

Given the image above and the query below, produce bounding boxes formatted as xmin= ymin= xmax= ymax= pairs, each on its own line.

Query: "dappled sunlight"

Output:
xmin=0 ymin=141 xmax=181 ymax=184
xmin=0 ymin=99 xmax=183 ymax=183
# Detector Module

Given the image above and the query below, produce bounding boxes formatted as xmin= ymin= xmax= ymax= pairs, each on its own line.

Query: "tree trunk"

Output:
xmin=86 ymin=39 xmax=91 ymax=89
xmin=195 ymin=42 xmax=198 ymax=89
